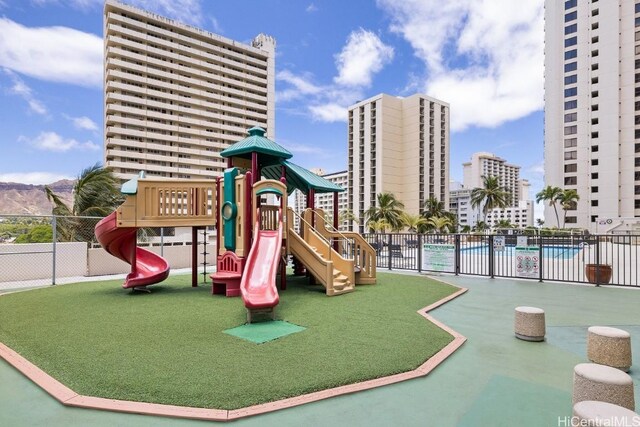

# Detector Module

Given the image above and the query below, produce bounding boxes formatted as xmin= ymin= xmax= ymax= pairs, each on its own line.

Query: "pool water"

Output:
xmin=460 ymin=245 xmax=581 ymax=260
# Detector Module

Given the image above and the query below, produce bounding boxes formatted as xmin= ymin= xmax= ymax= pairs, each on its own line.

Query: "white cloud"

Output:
xmin=527 ymin=160 xmax=545 ymax=176
xmin=0 ymin=18 xmax=102 ymax=87
xmin=3 ymin=69 xmax=48 ymax=115
xmin=306 ymin=3 xmax=318 ymax=13
xmin=377 ymin=0 xmax=544 ymax=132
xmin=276 ymin=70 xmax=323 ymax=102
xmin=209 ymin=16 xmax=223 ymax=34
xmin=66 ymin=115 xmax=99 ymax=131
xmin=308 ymin=103 xmax=348 ymax=122
xmin=20 ymin=131 xmax=100 ymax=152
xmin=334 ymin=29 xmax=394 ymax=87
xmin=0 ymin=172 xmax=72 ymax=185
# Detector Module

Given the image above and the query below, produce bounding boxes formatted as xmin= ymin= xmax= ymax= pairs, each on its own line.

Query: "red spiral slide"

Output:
xmin=95 ymin=211 xmax=170 ymax=289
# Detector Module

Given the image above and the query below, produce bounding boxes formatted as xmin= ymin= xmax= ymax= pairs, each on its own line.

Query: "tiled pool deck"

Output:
xmin=2 ymin=273 xmax=640 ymax=426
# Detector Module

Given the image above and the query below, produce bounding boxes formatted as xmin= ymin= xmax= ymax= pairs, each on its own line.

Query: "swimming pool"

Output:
xmin=460 ymin=245 xmax=581 ymax=260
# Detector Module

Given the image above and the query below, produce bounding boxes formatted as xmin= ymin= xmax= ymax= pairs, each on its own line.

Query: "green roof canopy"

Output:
xmin=220 ymin=127 xmax=293 ymax=161
xmin=262 ymin=161 xmax=345 ymax=195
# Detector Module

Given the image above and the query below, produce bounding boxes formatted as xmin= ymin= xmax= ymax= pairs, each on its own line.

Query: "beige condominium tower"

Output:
xmin=347 ymin=93 xmax=450 ymax=232
xmin=544 ymin=0 xmax=639 ymax=230
xmin=104 ymin=0 xmax=275 ymax=180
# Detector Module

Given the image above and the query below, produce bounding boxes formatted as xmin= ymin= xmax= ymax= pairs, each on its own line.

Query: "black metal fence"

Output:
xmin=362 ymin=233 xmax=640 ymax=287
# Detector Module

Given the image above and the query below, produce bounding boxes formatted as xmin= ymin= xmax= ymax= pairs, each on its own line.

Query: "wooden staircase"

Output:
xmin=286 ymin=208 xmax=354 ymax=296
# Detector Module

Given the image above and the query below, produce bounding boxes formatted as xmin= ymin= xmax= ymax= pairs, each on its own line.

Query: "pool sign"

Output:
xmin=422 ymin=244 xmax=455 ymax=272
xmin=516 ymin=236 xmax=528 ymax=248
xmin=515 ymin=247 xmax=539 ymax=278
xmin=493 ymin=236 xmax=505 ymax=252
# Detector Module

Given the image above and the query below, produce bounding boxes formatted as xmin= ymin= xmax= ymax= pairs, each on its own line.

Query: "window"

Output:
xmin=565 ymin=24 xmax=578 ymax=36
xmin=565 ymin=150 xmax=578 ymax=160
xmin=636 ymin=59 xmax=640 ymax=69
xmin=636 ymin=3 xmax=640 ymax=13
xmin=565 ymin=87 xmax=578 ymax=97
xmin=636 ymin=129 xmax=640 ymax=139
xmin=592 ymin=9 xmax=599 ymax=16
xmin=566 ymin=217 xmax=577 ymax=224
xmin=636 ymin=185 xmax=640 ymax=195
xmin=565 ymin=176 xmax=577 ymax=185
xmin=565 ymin=112 xmax=577 ymax=122
xmin=636 ymin=143 xmax=640 ymax=153
xmin=565 ymin=49 xmax=578 ymax=60
xmin=592 ymin=22 xmax=599 ymax=30
xmin=636 ymin=158 xmax=640 ymax=167
xmin=591 ymin=49 xmax=599 ymax=57
xmin=592 ymin=76 xmax=599 ymax=84
xmin=592 ymin=145 xmax=599 ymax=152
xmin=592 ymin=118 xmax=599 ymax=125
xmin=592 ymin=173 xmax=599 ymax=179
xmin=565 ymin=126 xmax=577 ymax=135
xmin=565 ymin=11 xmax=577 ymax=22
xmin=636 ymin=101 xmax=640 ymax=111
xmin=565 ymin=62 xmax=577 ymax=72
xmin=592 ymin=63 xmax=599 ymax=71
xmin=565 ymin=75 xmax=577 ymax=85
xmin=636 ymin=87 xmax=640 ymax=97
xmin=592 ymin=132 xmax=599 ymax=138
xmin=565 ymin=138 xmax=578 ymax=148
xmin=592 ymin=91 xmax=599 ymax=98
xmin=565 ymin=0 xmax=577 ymax=9
xmin=636 ymin=116 xmax=640 ymax=125
xmin=636 ymin=171 xmax=640 ymax=181
xmin=636 ymin=46 xmax=640 ymax=55
xmin=565 ymin=100 xmax=578 ymax=110
xmin=636 ymin=16 xmax=640 ymax=27
xmin=565 ymin=163 xmax=578 ymax=172
xmin=592 ymin=36 xmax=599 ymax=43
xmin=591 ymin=186 xmax=599 ymax=193
xmin=565 ymin=37 xmax=577 ymax=47
xmin=592 ymin=159 xmax=599 ymax=165
xmin=636 ymin=200 xmax=640 ymax=209
xmin=591 ymin=200 xmax=599 ymax=207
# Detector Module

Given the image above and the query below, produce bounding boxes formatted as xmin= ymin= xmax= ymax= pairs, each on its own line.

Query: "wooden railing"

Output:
xmin=311 ymin=209 xmax=376 ymax=285
xmin=117 ymin=179 xmax=216 ymax=228
xmin=259 ymin=206 xmax=280 ymax=231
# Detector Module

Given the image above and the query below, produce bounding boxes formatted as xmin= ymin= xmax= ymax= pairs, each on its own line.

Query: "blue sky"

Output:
xmin=0 ymin=0 xmax=545 ymax=216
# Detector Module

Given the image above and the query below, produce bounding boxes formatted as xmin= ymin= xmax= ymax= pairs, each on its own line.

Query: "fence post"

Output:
xmin=387 ymin=233 xmax=392 ymax=270
xmin=538 ymin=234 xmax=543 ymax=283
xmin=52 ymin=215 xmax=57 ymax=286
xmin=488 ymin=235 xmax=494 ymax=278
xmin=455 ymin=234 xmax=460 ymax=276
xmin=595 ymin=236 xmax=600 ymax=288
xmin=417 ymin=234 xmax=422 ymax=273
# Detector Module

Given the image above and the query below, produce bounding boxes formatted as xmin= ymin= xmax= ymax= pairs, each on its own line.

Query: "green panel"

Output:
xmin=224 ymin=321 xmax=306 ymax=344
xmin=220 ymin=127 xmax=292 ymax=159
xmin=223 ymin=168 xmax=239 ymax=251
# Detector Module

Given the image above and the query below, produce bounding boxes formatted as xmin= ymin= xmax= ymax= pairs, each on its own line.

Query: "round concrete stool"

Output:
xmin=514 ymin=306 xmax=545 ymax=341
xmin=588 ymin=326 xmax=632 ymax=372
xmin=573 ymin=401 xmax=640 ymax=426
xmin=573 ymin=363 xmax=635 ymax=410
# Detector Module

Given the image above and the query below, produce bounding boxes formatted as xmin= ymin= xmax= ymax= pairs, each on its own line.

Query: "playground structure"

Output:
xmin=96 ymin=127 xmax=376 ymax=321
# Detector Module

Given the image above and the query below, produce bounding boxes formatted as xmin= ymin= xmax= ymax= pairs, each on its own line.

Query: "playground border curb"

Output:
xmin=0 ymin=283 xmax=468 ymax=422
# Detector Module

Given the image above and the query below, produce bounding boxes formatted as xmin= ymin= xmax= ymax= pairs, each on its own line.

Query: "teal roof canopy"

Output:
xmin=220 ymin=127 xmax=293 ymax=160
xmin=261 ymin=161 xmax=345 ymax=194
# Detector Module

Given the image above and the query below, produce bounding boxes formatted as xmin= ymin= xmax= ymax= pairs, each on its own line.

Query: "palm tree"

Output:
xmin=536 ymin=218 xmax=544 ymax=228
xmin=45 ymin=163 xmax=123 ymax=241
xmin=421 ymin=197 xmax=445 ymax=220
xmin=365 ymin=192 xmax=405 ymax=232
xmin=559 ymin=189 xmax=580 ymax=228
xmin=460 ymin=225 xmax=472 ymax=233
xmin=366 ymin=219 xmax=389 ymax=233
xmin=495 ymin=219 xmax=514 ymax=229
xmin=427 ymin=216 xmax=452 ymax=234
xmin=338 ymin=209 xmax=359 ymax=225
xmin=473 ymin=221 xmax=489 ymax=232
xmin=535 ymin=185 xmax=563 ymax=228
xmin=470 ymin=175 xmax=510 ymax=221
xmin=401 ymin=213 xmax=427 ymax=233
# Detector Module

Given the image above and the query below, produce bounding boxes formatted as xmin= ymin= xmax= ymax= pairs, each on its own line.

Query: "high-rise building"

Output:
xmin=104 ymin=0 xmax=275 ymax=180
xmin=544 ymin=0 xmax=639 ymax=229
xmin=463 ymin=152 xmax=522 ymax=205
xmin=455 ymin=152 xmax=534 ymax=229
xmin=347 ymin=93 xmax=450 ymax=232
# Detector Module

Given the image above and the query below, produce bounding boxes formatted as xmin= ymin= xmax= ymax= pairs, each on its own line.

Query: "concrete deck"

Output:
xmin=2 ymin=274 xmax=640 ymax=426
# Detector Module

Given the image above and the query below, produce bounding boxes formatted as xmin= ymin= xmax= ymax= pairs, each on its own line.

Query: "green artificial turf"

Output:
xmin=0 ymin=272 xmax=457 ymax=410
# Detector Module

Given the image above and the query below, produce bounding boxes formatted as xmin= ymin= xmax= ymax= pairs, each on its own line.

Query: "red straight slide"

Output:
xmin=240 ymin=220 xmax=282 ymax=310
xmin=95 ymin=211 xmax=170 ymax=289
